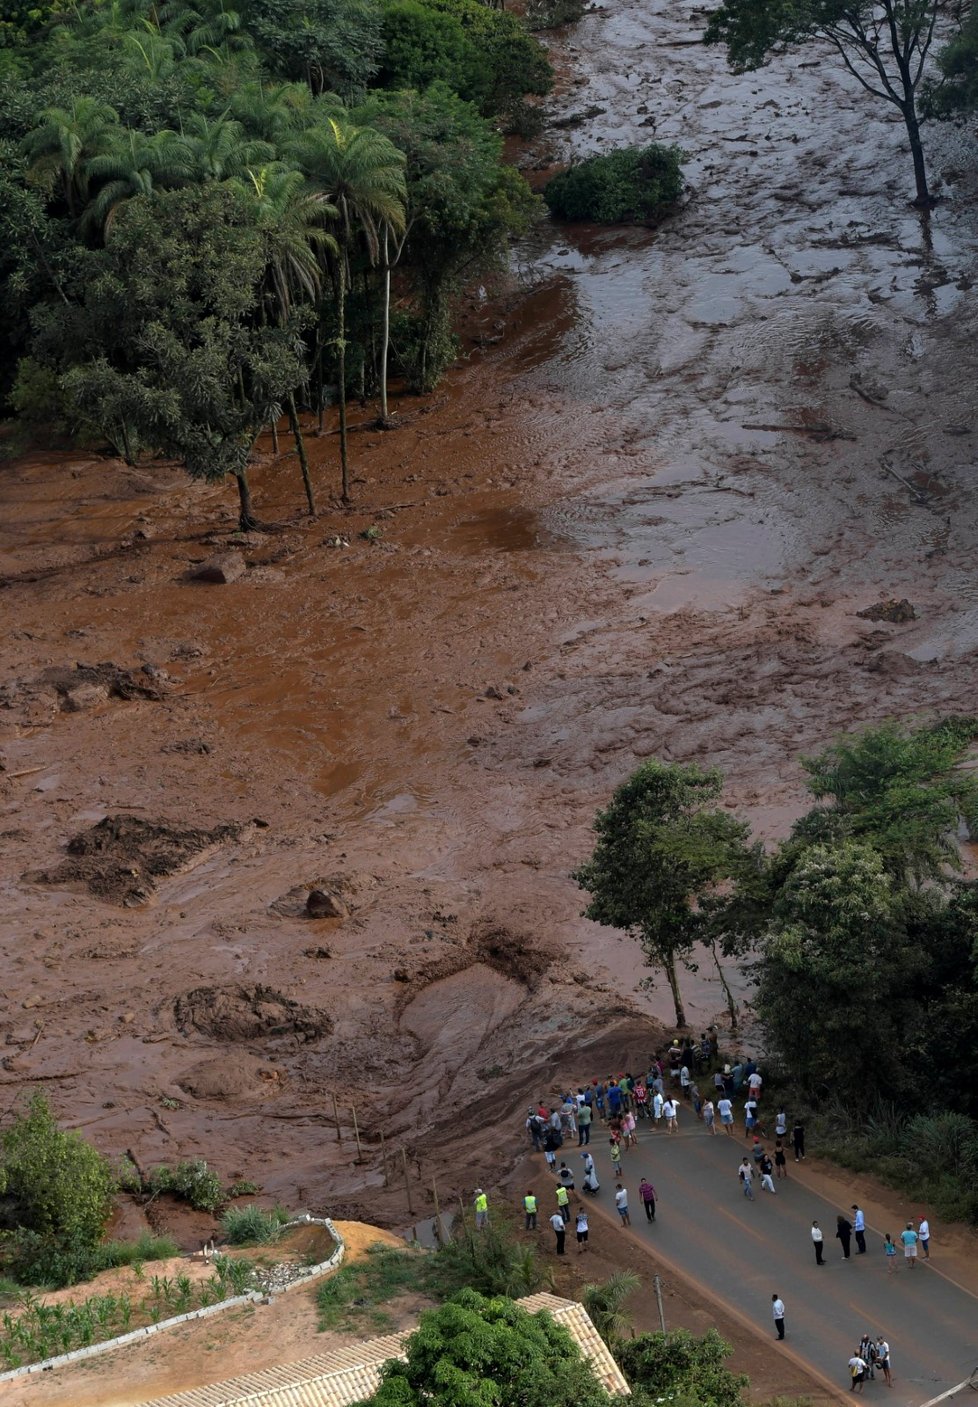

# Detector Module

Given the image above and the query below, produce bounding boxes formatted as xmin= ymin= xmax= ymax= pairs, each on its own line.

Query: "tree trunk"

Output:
xmin=379 ymin=227 xmax=391 ymax=423
xmin=709 ymin=939 xmax=738 ymax=1032
xmin=902 ymin=99 xmax=931 ymax=205
xmin=288 ymin=393 xmax=316 ymax=517
xmin=334 ymin=266 xmax=350 ymax=505
xmin=119 ymin=420 xmax=134 ymax=467
xmin=664 ymin=954 xmax=686 ymax=1028
xmin=235 ymin=468 xmax=257 ymax=531
xmin=270 ymin=417 xmax=279 ymax=454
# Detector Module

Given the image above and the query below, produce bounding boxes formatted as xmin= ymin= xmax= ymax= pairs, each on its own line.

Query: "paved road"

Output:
xmin=567 ymin=1114 xmax=978 ymax=1406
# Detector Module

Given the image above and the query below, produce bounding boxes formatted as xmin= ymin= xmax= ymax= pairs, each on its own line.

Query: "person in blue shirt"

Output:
xmin=852 ymin=1204 xmax=867 ymax=1253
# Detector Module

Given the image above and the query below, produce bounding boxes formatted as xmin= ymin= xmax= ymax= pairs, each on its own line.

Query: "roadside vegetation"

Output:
xmin=543 ymin=144 xmax=684 ymax=224
xmin=576 ymin=715 xmax=978 ymax=1218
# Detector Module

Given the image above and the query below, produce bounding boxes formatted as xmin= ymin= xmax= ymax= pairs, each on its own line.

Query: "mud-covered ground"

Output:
xmin=2 ymin=0 xmax=977 ymax=1234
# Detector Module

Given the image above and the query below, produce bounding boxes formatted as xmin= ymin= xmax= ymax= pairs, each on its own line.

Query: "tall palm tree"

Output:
xmin=289 ymin=118 xmax=406 ymax=503
xmin=158 ymin=0 xmax=245 ymax=54
xmin=233 ymin=163 xmax=338 ymax=515
xmin=81 ymin=127 xmax=191 ymax=237
xmin=22 ymin=98 xmax=121 ymax=216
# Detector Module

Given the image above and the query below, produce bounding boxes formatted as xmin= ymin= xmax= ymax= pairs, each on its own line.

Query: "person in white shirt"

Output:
xmin=852 ymin=1204 xmax=867 ymax=1254
xmin=614 ymin=1184 xmax=630 ymax=1226
xmin=549 ymin=1211 xmax=566 ymax=1255
xmin=775 ymin=1107 xmax=787 ymax=1138
xmin=917 ymin=1216 xmax=930 ymax=1259
xmin=663 ymin=1099 xmax=679 ymax=1133
xmin=652 ymin=1090 xmax=664 ymax=1126
xmin=738 ymin=1158 xmax=754 ymax=1200
xmin=717 ymin=1097 xmax=734 ymax=1135
xmin=575 ymin=1208 xmax=589 ymax=1253
xmin=875 ymin=1338 xmax=892 ymax=1387
xmin=771 ymin=1294 xmax=785 ymax=1339
xmin=703 ymin=1098 xmax=716 ymax=1134
xmin=811 ymin=1219 xmax=824 ymax=1265
xmin=748 ymin=1070 xmax=763 ymax=1100
xmin=849 ymin=1354 xmax=867 ymax=1392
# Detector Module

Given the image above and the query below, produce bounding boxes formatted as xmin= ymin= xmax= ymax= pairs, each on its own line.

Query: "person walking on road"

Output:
xmin=793 ymin=1120 xmax=806 ymax=1161
xmin=837 ymin=1213 xmax=853 ymax=1260
xmin=876 ymin=1338 xmax=893 ymax=1387
xmin=610 ymin=1137 xmax=623 ymax=1178
xmin=884 ymin=1232 xmax=897 ymax=1272
xmin=739 ymin=1158 xmax=755 ymax=1201
xmin=550 ymin=1210 xmax=566 ymax=1255
xmin=575 ymin=1207 xmax=589 ymax=1254
xmin=849 ymin=1352 xmax=867 ymax=1393
xmin=917 ymin=1216 xmax=930 ymax=1259
xmin=639 ymin=1177 xmax=657 ymax=1221
xmin=852 ymin=1205 xmax=867 ymax=1254
xmin=703 ymin=1098 xmax=716 ymax=1134
xmin=771 ymin=1294 xmax=785 ymax=1340
xmin=555 ymin=1185 xmax=571 ymax=1224
xmin=615 ymin=1183 xmax=631 ymax=1226
xmin=474 ymin=1189 xmax=489 ymax=1230
xmin=812 ymin=1220 xmax=824 ymax=1264
xmin=759 ymin=1155 xmax=777 ymax=1194
xmin=577 ymin=1101 xmax=592 ymax=1146
xmin=523 ymin=1191 xmax=537 ymax=1230
xmin=718 ymin=1096 xmax=735 ymax=1135
xmin=664 ymin=1098 xmax=679 ymax=1133
xmin=901 ymin=1221 xmax=918 ymax=1267
xmin=774 ymin=1138 xmax=787 ymax=1179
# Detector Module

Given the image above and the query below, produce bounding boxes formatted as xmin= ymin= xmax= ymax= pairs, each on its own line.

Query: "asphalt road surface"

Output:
xmin=574 ymin=1113 xmax=978 ymax=1406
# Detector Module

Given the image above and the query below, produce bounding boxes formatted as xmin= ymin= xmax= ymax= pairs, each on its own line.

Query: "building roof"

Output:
xmin=138 ymin=1293 xmax=630 ymax=1407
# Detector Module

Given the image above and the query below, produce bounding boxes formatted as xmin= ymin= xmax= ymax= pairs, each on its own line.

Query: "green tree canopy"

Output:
xmin=793 ymin=716 xmax=978 ymax=886
xmin=926 ymin=4 xmax=978 ymax=115
xmin=573 ymin=760 xmax=757 ymax=1027
xmin=619 ymin=1329 xmax=748 ymax=1407
xmin=1 ymin=1095 xmax=114 ymax=1246
xmin=362 ymin=1289 xmax=614 ymax=1407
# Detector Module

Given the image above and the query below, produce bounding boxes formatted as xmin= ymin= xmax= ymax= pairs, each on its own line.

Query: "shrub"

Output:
xmin=1 ymin=1096 xmax=114 ymax=1247
xmin=147 ymin=1159 xmax=225 ymax=1212
xmin=221 ymin=1205 xmax=286 ymax=1246
xmin=544 ymin=144 xmax=683 ymax=224
xmin=525 ymin=0 xmax=585 ymax=31
xmin=0 ymin=1228 xmax=179 ymax=1289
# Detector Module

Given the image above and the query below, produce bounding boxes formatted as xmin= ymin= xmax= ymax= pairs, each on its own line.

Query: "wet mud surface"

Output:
xmin=2 ymin=0 xmax=978 ymax=1231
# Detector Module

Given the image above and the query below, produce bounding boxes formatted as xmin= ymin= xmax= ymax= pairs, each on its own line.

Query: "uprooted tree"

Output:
xmin=704 ymin=0 xmax=945 ymax=205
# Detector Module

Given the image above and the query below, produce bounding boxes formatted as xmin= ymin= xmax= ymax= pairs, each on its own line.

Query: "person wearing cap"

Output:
xmin=474 ymin=1189 xmax=489 ymax=1230
xmin=523 ymin=1190 xmax=537 ymax=1230
xmin=917 ymin=1215 xmax=930 ymax=1259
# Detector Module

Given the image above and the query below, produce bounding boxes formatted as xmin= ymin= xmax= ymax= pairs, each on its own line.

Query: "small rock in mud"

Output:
xmin=303 ymin=945 xmax=332 ymax=960
xmin=192 ymin=552 xmax=246 ymax=584
xmin=170 ymin=641 xmax=207 ymax=660
xmin=305 ymin=889 xmax=348 ymax=919
xmin=173 ymin=985 xmax=332 ymax=1045
xmin=856 ymin=598 xmax=916 ymax=623
xmin=63 ymin=682 xmax=110 ymax=712
xmin=39 ymin=661 xmax=167 ymax=707
xmin=30 ymin=814 xmax=241 ymax=906
xmin=161 ymin=738 xmax=212 ymax=755
xmin=483 ymin=685 xmax=504 ymax=700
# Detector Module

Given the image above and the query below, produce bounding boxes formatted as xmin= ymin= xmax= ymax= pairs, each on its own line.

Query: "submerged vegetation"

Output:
xmin=543 ymin=144 xmax=684 ymax=224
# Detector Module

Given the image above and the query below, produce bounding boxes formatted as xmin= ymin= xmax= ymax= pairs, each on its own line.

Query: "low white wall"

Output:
xmin=0 ymin=1214 xmax=345 ymax=1384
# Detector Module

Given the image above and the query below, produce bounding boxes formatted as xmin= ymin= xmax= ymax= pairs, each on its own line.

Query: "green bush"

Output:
xmin=1 ymin=1096 xmax=114 ymax=1247
xmin=525 ymin=0 xmax=585 ymax=31
xmin=147 ymin=1159 xmax=225 ymax=1213
xmin=0 ymin=1229 xmax=179 ymax=1289
xmin=221 ymin=1204 xmax=287 ymax=1246
xmin=544 ymin=144 xmax=683 ymax=224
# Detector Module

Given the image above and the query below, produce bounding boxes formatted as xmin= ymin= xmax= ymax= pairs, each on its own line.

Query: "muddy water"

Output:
xmin=2 ymin=0 xmax=978 ymax=1219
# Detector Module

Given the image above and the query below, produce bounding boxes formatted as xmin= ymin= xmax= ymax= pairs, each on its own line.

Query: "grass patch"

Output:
xmin=317 ymin=1246 xmax=426 ymax=1333
xmin=221 ymin=1205 xmax=289 ymax=1247
xmin=100 ymin=1233 xmax=180 ymax=1268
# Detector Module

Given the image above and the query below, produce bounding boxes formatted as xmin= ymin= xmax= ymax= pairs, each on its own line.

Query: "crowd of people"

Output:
xmin=495 ymin=1036 xmax=925 ymax=1390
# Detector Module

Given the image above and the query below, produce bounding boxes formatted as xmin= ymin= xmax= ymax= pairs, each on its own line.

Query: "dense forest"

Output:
xmin=0 ymin=0 xmax=556 ymax=520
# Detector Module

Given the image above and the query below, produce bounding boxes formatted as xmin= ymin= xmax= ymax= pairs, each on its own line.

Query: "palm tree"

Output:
xmin=234 ymin=163 xmax=338 ymax=514
xmin=158 ymin=0 xmax=245 ymax=55
xmin=581 ymin=1271 xmax=641 ymax=1348
xmin=122 ymin=28 xmax=185 ymax=80
xmin=176 ymin=113 xmax=274 ymax=183
xmin=230 ymin=80 xmax=316 ymax=144
xmin=289 ymin=118 xmax=406 ymax=502
xmin=22 ymin=98 xmax=121 ymax=216
xmin=81 ymin=128 xmax=191 ymax=237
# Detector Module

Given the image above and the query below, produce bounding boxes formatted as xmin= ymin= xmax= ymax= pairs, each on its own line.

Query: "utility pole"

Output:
xmin=653 ymin=1275 xmax=666 ymax=1332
